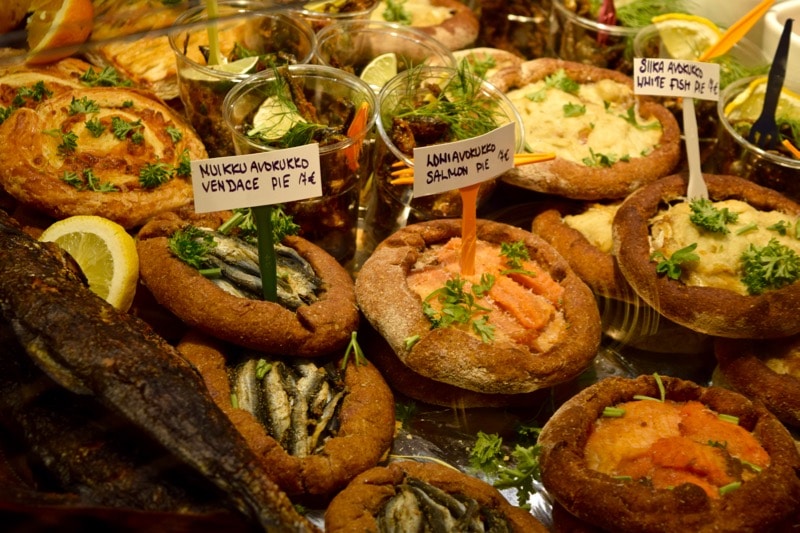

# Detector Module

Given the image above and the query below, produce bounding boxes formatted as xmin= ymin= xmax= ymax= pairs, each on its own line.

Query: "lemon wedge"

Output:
xmin=248 ymin=96 xmax=305 ymax=141
xmin=652 ymin=13 xmax=722 ymax=60
xmin=724 ymin=76 xmax=800 ymax=122
xmin=181 ymin=56 xmax=259 ymax=82
xmin=360 ymin=52 xmax=399 ymax=90
xmin=39 ymin=215 xmax=139 ymax=312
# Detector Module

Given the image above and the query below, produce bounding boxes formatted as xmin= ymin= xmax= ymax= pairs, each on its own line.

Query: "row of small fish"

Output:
xmin=231 ymin=355 xmax=345 ymax=458
xmin=201 ymin=228 xmax=322 ymax=310
xmin=378 ymin=477 xmax=513 ymax=533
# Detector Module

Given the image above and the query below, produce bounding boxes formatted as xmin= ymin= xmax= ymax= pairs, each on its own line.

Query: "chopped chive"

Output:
xmin=404 ymin=335 xmax=420 ymax=350
xmin=718 ymin=413 xmax=739 ymax=425
xmin=736 ymin=222 xmax=758 ymax=235
xmin=613 ymin=475 xmax=632 ymax=481
xmin=230 ymin=393 xmax=239 ymax=409
xmin=602 ymin=406 xmax=626 ymax=417
xmin=255 ymin=359 xmax=271 ymax=380
xmin=719 ymin=481 xmax=741 ymax=495
xmin=199 ymin=267 xmax=222 ymax=278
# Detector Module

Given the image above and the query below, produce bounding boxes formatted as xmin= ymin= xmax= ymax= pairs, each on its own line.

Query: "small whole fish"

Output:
xmin=0 ymin=210 xmax=318 ymax=532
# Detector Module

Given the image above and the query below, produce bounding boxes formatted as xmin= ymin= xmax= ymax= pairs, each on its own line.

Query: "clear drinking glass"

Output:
xmin=289 ymin=0 xmax=379 ymax=33
xmin=223 ymin=65 xmax=377 ymax=265
xmin=169 ymin=1 xmax=315 ymax=157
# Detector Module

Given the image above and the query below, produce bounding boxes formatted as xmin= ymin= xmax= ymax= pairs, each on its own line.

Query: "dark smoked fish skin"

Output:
xmin=0 ymin=211 xmax=318 ymax=533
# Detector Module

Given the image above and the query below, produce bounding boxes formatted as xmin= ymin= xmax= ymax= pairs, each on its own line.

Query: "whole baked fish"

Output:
xmin=0 ymin=210 xmax=318 ymax=532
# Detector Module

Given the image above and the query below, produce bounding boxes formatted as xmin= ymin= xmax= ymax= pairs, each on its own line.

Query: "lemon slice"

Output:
xmin=651 ymin=13 xmax=722 ymax=60
xmin=181 ymin=56 xmax=260 ymax=82
xmin=39 ymin=215 xmax=139 ymax=312
xmin=26 ymin=0 xmax=94 ymax=64
xmin=248 ymin=96 xmax=305 ymax=141
xmin=303 ymin=0 xmax=347 ymax=13
xmin=360 ymin=52 xmax=399 ymax=90
xmin=724 ymin=76 xmax=800 ymax=122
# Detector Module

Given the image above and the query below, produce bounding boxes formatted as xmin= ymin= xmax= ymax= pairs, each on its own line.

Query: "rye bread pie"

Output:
xmin=369 ymin=0 xmax=479 ymax=51
xmin=136 ymin=208 xmax=359 ymax=357
xmin=0 ymin=84 xmax=205 ymax=229
xmin=613 ymin=173 xmax=800 ymax=339
xmin=715 ymin=336 xmax=800 ymax=428
xmin=452 ymin=47 xmax=524 ymax=92
xmin=500 ymin=58 xmax=681 ymax=200
xmin=324 ymin=460 xmax=548 ymax=532
xmin=538 ymin=374 xmax=800 ymax=533
xmin=177 ymin=330 xmax=395 ymax=499
xmin=355 ymin=218 xmax=601 ymax=395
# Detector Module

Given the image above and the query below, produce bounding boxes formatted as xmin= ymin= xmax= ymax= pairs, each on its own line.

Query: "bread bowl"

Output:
xmin=177 ymin=329 xmax=395 ymax=499
xmin=613 ymin=173 xmax=800 ymax=339
xmin=324 ymin=460 xmax=548 ymax=532
xmin=0 ymin=81 xmax=206 ymax=229
xmin=136 ymin=208 xmax=359 ymax=357
xmin=369 ymin=0 xmax=479 ymax=51
xmin=452 ymin=47 xmax=524 ymax=92
xmin=715 ymin=336 xmax=800 ymax=428
xmin=538 ymin=374 xmax=800 ymax=532
xmin=499 ymin=58 xmax=681 ymax=200
xmin=356 ymin=218 xmax=601 ymax=395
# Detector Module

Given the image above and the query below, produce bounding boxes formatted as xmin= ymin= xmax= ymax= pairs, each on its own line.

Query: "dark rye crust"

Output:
xmin=538 ymin=375 xmax=800 ymax=533
xmin=613 ymin=173 xmax=800 ymax=339
xmin=177 ymin=330 xmax=395 ymax=499
xmin=500 ymin=58 xmax=681 ymax=200
xmin=360 ymin=320 xmax=549 ymax=409
xmin=136 ymin=208 xmax=359 ymax=357
xmin=355 ymin=219 xmax=601 ymax=395
xmin=715 ymin=336 xmax=800 ymax=428
xmin=532 ymin=203 xmax=633 ymax=301
xmin=324 ymin=461 xmax=548 ymax=532
xmin=412 ymin=0 xmax=480 ymax=51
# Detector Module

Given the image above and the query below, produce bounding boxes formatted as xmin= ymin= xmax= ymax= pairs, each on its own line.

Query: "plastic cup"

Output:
xmin=223 ymin=65 xmax=377 ymax=265
xmin=169 ymin=1 xmax=315 ymax=157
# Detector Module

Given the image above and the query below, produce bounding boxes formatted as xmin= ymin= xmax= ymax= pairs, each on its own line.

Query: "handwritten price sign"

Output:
xmin=412 ymin=122 xmax=516 ymax=197
xmin=190 ymin=144 xmax=322 ymax=213
xmin=633 ymin=57 xmax=721 ymax=100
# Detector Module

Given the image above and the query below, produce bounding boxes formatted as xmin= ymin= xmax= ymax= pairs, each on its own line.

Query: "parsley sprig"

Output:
xmin=689 ymin=198 xmax=738 ymax=233
xmin=422 ymin=275 xmax=496 ymax=342
xmin=651 ymin=243 xmax=699 ymax=280
xmin=741 ymin=238 xmax=800 ymax=295
xmin=61 ymin=169 xmax=118 ymax=192
xmin=500 ymin=241 xmax=537 ymax=276
xmin=80 ymin=66 xmax=133 ymax=87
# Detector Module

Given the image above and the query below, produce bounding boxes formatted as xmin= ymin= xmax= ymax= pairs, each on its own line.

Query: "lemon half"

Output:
xmin=652 ymin=13 xmax=722 ymax=61
xmin=724 ymin=77 xmax=800 ymax=122
xmin=39 ymin=215 xmax=139 ymax=311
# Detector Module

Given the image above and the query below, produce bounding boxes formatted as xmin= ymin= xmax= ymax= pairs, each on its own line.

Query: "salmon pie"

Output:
xmin=136 ymin=208 xmax=359 ymax=357
xmin=177 ymin=330 xmax=395 ymax=499
xmin=613 ymin=173 xmax=800 ymax=339
xmin=355 ymin=219 xmax=601 ymax=395
xmin=500 ymin=58 xmax=681 ymax=200
xmin=538 ymin=374 xmax=800 ymax=532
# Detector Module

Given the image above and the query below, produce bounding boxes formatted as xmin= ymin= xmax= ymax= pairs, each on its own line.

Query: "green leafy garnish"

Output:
xmin=500 ymin=241 xmax=529 ymax=269
xmin=68 ymin=96 xmax=100 ymax=115
xmin=524 ymin=88 xmax=547 ymax=102
xmin=493 ymin=444 xmax=542 ymax=509
xmin=469 ymin=431 xmax=505 ymax=474
xmin=564 ymin=102 xmax=586 ymax=117
xmin=395 ymin=401 xmax=417 ymax=429
xmin=255 ymin=359 xmax=272 ymax=380
xmin=736 ymin=222 xmax=758 ymax=236
xmin=382 ymin=0 xmax=412 ymax=25
xmin=422 ymin=276 xmax=496 ymax=342
xmin=175 ymin=149 xmax=192 ymax=177
xmin=85 ymin=117 xmax=106 ymax=137
xmin=767 ymin=220 xmax=790 ymax=236
xmin=403 ymin=334 xmax=420 ymax=350
xmin=165 ymin=125 xmax=183 ymax=143
xmin=740 ymin=238 xmax=800 ymax=295
xmin=44 ymin=129 xmax=78 ymax=155
xmin=651 ymin=243 xmax=699 ymax=280
xmin=582 ymin=148 xmax=620 ymax=168
xmin=18 ymin=81 xmax=52 ymax=102
xmin=618 ymin=106 xmax=661 ymax=130
xmin=139 ymin=161 xmax=173 ymax=188
xmin=689 ymin=198 xmax=738 ymax=233
xmin=340 ymin=331 xmax=368 ymax=370
xmin=111 ymin=116 xmax=144 ymax=143
xmin=218 ymin=205 xmax=300 ymax=244
xmin=61 ymin=169 xmax=118 ymax=192
xmin=544 ymin=69 xmax=580 ymax=95
xmin=80 ymin=66 xmax=133 ymax=87
xmin=462 ymin=54 xmax=496 ymax=81
xmin=168 ymin=225 xmax=217 ymax=270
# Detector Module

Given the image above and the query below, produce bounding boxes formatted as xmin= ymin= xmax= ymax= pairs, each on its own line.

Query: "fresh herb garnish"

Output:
xmin=618 ymin=106 xmax=660 ymax=130
xmin=582 ymin=148 xmax=619 ymax=167
xmin=45 ymin=129 xmax=78 ymax=155
xmin=165 ymin=125 xmax=183 ymax=143
xmin=422 ymin=275 xmax=495 ymax=342
xmin=382 ymin=0 xmax=412 ymax=25
xmin=395 ymin=401 xmax=417 ymax=429
xmin=736 ymin=222 xmax=758 ymax=235
xmin=689 ymin=198 xmax=738 ymax=233
xmin=545 ymin=69 xmax=580 ymax=95
xmin=68 ymin=96 xmax=100 ymax=115
xmin=740 ymin=238 xmax=800 ymax=294
xmin=217 ymin=205 xmax=300 ymax=244
xmin=80 ymin=66 xmax=133 ymax=87
xmin=767 ymin=220 xmax=791 ymax=236
xmin=111 ymin=116 xmax=144 ymax=142
xmin=602 ymin=406 xmax=626 ymax=417
xmin=175 ymin=149 xmax=192 ymax=177
xmin=564 ymin=102 xmax=586 ymax=117
xmin=651 ymin=243 xmax=699 ymax=280
xmin=139 ymin=161 xmax=173 ymax=188
xmin=85 ymin=117 xmax=106 ymax=137
xmin=168 ymin=225 xmax=217 ymax=270
xmin=469 ymin=431 xmax=504 ymax=474
xmin=340 ymin=331 xmax=368 ymax=370
xmin=61 ymin=169 xmax=118 ymax=192
xmin=462 ymin=54 xmax=496 ymax=81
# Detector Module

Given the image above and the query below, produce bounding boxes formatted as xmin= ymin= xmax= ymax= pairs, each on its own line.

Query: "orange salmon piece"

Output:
xmin=647 ymin=436 xmax=735 ymax=488
xmin=489 ymin=275 xmax=554 ymax=331
xmin=585 ymin=400 xmax=683 ymax=472
xmin=508 ymin=260 xmax=564 ymax=304
xmin=678 ymin=401 xmax=770 ymax=468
